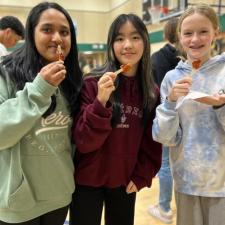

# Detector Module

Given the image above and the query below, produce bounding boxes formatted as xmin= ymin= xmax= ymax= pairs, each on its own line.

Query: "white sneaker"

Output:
xmin=148 ymin=204 xmax=173 ymax=224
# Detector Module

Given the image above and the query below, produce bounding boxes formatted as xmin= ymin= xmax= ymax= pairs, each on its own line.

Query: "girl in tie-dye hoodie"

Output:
xmin=153 ymin=4 xmax=225 ymax=225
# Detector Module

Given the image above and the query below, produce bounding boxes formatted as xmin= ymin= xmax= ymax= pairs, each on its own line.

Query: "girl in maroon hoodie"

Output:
xmin=70 ymin=13 xmax=162 ymax=225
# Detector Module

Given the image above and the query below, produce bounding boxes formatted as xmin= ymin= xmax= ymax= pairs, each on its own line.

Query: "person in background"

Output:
xmin=70 ymin=13 xmax=162 ymax=225
xmin=148 ymin=17 xmax=180 ymax=224
xmin=0 ymin=16 xmax=25 ymax=57
xmin=151 ymin=17 xmax=180 ymax=86
xmin=0 ymin=2 xmax=82 ymax=225
xmin=153 ymin=4 xmax=225 ymax=225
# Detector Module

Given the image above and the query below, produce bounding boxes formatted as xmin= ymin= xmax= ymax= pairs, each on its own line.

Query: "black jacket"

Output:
xmin=151 ymin=43 xmax=180 ymax=87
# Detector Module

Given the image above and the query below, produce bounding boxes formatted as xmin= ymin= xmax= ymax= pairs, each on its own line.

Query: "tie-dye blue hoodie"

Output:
xmin=152 ymin=53 xmax=225 ymax=197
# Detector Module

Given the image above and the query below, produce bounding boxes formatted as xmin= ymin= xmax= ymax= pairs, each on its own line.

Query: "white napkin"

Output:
xmin=175 ymin=90 xmax=210 ymax=109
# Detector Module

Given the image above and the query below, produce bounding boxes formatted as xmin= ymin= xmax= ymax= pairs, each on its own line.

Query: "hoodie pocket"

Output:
xmin=8 ymin=176 xmax=35 ymax=211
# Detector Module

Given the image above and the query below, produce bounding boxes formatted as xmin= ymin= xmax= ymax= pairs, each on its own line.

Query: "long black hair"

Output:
xmin=90 ymin=13 xmax=157 ymax=126
xmin=1 ymin=2 xmax=83 ymax=116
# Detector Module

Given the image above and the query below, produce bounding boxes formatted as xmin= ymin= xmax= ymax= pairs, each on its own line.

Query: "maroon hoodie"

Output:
xmin=73 ymin=75 xmax=162 ymax=191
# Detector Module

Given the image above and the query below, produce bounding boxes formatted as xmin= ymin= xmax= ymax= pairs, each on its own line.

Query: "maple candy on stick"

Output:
xmin=190 ymin=59 xmax=201 ymax=76
xmin=57 ymin=45 xmax=64 ymax=61
xmin=192 ymin=59 xmax=201 ymax=70
xmin=114 ymin=63 xmax=132 ymax=76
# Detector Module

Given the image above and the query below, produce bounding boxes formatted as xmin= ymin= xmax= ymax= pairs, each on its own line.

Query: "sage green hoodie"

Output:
xmin=0 ymin=68 xmax=75 ymax=223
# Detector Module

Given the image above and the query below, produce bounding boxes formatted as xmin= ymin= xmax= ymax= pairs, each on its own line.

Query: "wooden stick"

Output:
xmin=114 ymin=63 xmax=132 ymax=76
xmin=57 ymin=45 xmax=64 ymax=61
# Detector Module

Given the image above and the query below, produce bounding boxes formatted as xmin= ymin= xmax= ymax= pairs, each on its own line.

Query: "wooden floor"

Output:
xmin=132 ymin=177 xmax=176 ymax=225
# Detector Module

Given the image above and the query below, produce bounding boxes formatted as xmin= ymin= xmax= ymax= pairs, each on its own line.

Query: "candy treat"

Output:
xmin=57 ymin=45 xmax=64 ymax=61
xmin=114 ymin=63 xmax=132 ymax=76
xmin=190 ymin=59 xmax=201 ymax=76
xmin=192 ymin=59 xmax=201 ymax=70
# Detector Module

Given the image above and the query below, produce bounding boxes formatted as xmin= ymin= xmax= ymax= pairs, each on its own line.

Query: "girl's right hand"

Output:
xmin=167 ymin=76 xmax=192 ymax=102
xmin=39 ymin=61 xmax=66 ymax=87
xmin=97 ymin=72 xmax=116 ymax=107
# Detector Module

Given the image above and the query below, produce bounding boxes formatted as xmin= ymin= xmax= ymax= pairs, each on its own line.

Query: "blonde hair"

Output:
xmin=177 ymin=3 xmax=219 ymax=33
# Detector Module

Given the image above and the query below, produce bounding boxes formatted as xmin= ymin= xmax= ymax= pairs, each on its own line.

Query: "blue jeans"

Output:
xmin=158 ymin=146 xmax=173 ymax=212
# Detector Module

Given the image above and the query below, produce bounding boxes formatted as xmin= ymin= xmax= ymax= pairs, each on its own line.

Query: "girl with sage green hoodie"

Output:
xmin=0 ymin=2 xmax=82 ymax=225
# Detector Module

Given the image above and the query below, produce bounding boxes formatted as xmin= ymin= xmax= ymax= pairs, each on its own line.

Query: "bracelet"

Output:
xmin=213 ymin=103 xmax=225 ymax=110
xmin=213 ymin=89 xmax=225 ymax=109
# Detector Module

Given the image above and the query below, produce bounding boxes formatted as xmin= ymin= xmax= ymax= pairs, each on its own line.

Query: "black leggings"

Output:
xmin=70 ymin=185 xmax=136 ymax=225
xmin=0 ymin=205 xmax=68 ymax=225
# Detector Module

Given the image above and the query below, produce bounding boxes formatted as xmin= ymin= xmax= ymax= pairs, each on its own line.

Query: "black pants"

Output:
xmin=69 ymin=185 xmax=136 ymax=225
xmin=0 ymin=205 xmax=68 ymax=225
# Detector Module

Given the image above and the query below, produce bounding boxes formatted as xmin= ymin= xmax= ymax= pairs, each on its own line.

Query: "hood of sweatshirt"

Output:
xmin=161 ymin=53 xmax=225 ymax=98
xmin=175 ymin=53 xmax=225 ymax=74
